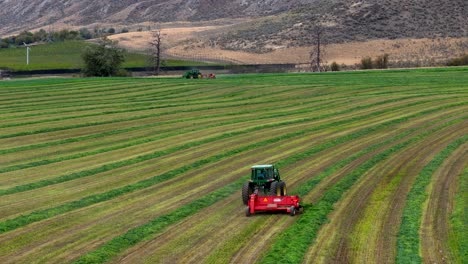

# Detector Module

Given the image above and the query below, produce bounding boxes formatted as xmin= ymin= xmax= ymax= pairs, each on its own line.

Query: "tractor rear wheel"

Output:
xmin=269 ymin=182 xmax=281 ymax=196
xmin=279 ymin=181 xmax=287 ymax=196
xmin=242 ymin=182 xmax=253 ymax=205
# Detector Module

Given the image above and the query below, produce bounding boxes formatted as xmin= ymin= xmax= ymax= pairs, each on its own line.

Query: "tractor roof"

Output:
xmin=251 ymin=164 xmax=274 ymax=169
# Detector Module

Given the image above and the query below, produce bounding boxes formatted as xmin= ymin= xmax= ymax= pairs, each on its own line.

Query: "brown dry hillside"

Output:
xmin=1 ymin=0 xmax=466 ymax=49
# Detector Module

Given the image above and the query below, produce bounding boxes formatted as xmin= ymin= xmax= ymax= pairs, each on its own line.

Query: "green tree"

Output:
xmin=81 ymin=37 xmax=126 ymax=77
xmin=79 ymin=28 xmax=93 ymax=39
xmin=15 ymin=31 xmax=34 ymax=45
xmin=0 ymin=39 xmax=9 ymax=48
xmin=33 ymin=29 xmax=48 ymax=42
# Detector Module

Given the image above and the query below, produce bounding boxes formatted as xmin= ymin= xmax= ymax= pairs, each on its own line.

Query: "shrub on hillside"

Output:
xmin=374 ymin=53 xmax=389 ymax=69
xmin=447 ymin=54 xmax=468 ymax=66
xmin=360 ymin=57 xmax=373 ymax=69
xmin=330 ymin=61 xmax=340 ymax=71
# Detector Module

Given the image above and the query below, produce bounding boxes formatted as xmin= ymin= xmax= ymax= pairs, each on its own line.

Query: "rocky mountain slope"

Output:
xmin=0 ymin=0 xmax=310 ymax=34
xmin=213 ymin=0 xmax=467 ymax=52
xmin=1 ymin=0 xmax=466 ymax=52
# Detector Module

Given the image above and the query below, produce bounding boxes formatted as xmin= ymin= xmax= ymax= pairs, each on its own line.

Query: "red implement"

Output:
xmin=246 ymin=193 xmax=302 ymax=216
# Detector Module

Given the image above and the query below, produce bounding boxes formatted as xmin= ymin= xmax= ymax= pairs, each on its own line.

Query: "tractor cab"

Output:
xmin=242 ymin=164 xmax=287 ymax=206
xmin=250 ymin=164 xmax=280 ymax=184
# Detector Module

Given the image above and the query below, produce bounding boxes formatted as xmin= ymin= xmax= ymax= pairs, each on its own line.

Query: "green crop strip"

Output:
xmin=396 ymin=135 xmax=468 ymax=264
xmin=0 ymin=82 xmax=202 ymax=114
xmin=259 ymin=119 xmax=466 ymax=264
xmin=4 ymin=91 xmax=430 ymax=166
xmin=70 ymin=131 xmax=404 ymax=263
xmin=0 ymin=84 xmax=203 ymax=123
xmin=0 ymin=95 xmax=363 ymax=176
xmin=72 ymin=176 xmax=249 ymax=264
xmin=448 ymin=168 xmax=467 ymax=264
xmin=204 ymin=114 xmax=466 ymax=262
xmin=0 ymin=90 xmax=424 ymax=156
xmin=72 ymin=112 xmax=465 ymax=264
xmin=1 ymin=97 xmax=451 ymax=195
xmin=0 ymin=83 xmax=340 ymax=129
xmin=1 ymin=100 xmax=457 ymax=233
xmin=0 ymin=81 xmax=215 ymax=115
xmin=0 ymin=99 xmax=272 ymax=139
xmin=0 ymin=82 xmax=323 ymax=121
xmin=0 ymin=82 xmax=172 ymax=111
xmin=0 ymin=97 xmax=349 ymax=173
xmin=0 ymin=81 xmax=285 ymax=115
xmin=206 ymin=128 xmax=419 ymax=262
xmin=1 ymin=70 xmax=465 ymax=263
xmin=0 ymin=83 xmax=331 ymax=139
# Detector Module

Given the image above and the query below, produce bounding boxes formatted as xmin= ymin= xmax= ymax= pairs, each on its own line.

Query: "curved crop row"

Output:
xmin=0 ymin=84 xmax=337 ymax=139
xmin=396 ymin=135 xmax=468 ymax=263
xmin=2 ymin=95 xmax=442 ymax=194
xmin=448 ymin=168 xmax=468 ymax=264
xmin=259 ymin=117 xmax=466 ymax=263
xmin=68 ymin=111 xmax=465 ymax=263
xmin=0 ymin=99 xmax=447 ymax=232
xmin=0 ymin=97 xmax=349 ymax=172
xmin=1 ymin=69 xmax=466 ymax=263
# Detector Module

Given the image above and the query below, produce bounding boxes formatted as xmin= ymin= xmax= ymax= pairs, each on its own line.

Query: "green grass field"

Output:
xmin=0 ymin=68 xmax=466 ymax=263
xmin=0 ymin=40 xmax=213 ymax=71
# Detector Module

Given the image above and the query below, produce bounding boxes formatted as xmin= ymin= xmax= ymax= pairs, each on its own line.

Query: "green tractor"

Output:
xmin=242 ymin=164 xmax=287 ymax=205
xmin=183 ymin=69 xmax=202 ymax=79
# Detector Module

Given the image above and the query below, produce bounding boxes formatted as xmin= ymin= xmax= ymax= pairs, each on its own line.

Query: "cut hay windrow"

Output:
xmin=0 ymin=82 xmax=197 ymax=107
xmin=0 ymin=92 xmax=410 ymax=155
xmin=1 ymin=97 xmax=455 ymax=196
xmin=0 ymin=97 xmax=349 ymax=172
xmin=448 ymin=168 xmax=468 ymax=264
xmin=0 ymin=94 xmax=431 ymax=173
xmin=202 ymin=112 xmax=466 ymax=261
xmin=1 ymin=68 xmax=466 ymax=263
xmin=396 ymin=135 xmax=468 ymax=264
xmin=2 ymin=102 xmax=461 ymax=233
xmin=0 ymin=86 xmax=328 ymax=139
xmin=0 ymin=84 xmax=347 ymax=129
xmin=73 ymin=112 xmax=466 ymax=264
xmin=259 ymin=118 xmax=467 ymax=264
xmin=0 ymin=81 xmax=285 ymax=114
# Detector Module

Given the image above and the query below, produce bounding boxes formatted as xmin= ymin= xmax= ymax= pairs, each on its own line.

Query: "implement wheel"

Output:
xmin=289 ymin=206 xmax=296 ymax=216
